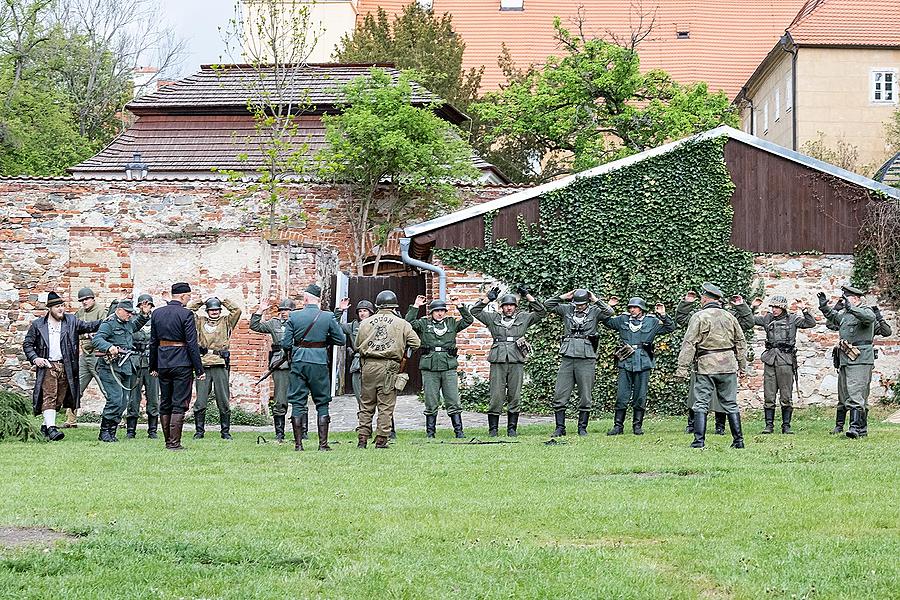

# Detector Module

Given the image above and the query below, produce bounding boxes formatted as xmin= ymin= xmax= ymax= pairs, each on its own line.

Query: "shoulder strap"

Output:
xmin=296 ymin=309 xmax=323 ymax=345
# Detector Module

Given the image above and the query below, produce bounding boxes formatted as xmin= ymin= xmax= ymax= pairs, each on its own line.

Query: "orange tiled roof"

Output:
xmin=356 ymin=1 xmax=807 ymax=98
xmin=787 ymin=0 xmax=900 ymax=46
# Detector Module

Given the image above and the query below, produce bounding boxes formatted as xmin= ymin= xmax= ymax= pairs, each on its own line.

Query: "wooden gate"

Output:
xmin=330 ymin=273 xmax=426 ymax=394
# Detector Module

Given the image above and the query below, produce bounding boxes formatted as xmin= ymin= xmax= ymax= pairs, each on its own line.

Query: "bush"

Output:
xmin=459 ymin=377 xmax=490 ymax=413
xmin=0 ymin=389 xmax=42 ymax=442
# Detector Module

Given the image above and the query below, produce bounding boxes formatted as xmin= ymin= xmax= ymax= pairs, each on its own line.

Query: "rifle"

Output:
xmin=255 ymin=350 xmax=290 ymax=385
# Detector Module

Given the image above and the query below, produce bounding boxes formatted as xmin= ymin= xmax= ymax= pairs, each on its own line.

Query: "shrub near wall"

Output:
xmin=440 ymin=137 xmax=754 ymax=415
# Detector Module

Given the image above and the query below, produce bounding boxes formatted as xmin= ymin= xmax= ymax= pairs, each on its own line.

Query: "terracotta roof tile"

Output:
xmin=787 ymin=0 xmax=900 ymax=46
xmin=357 ymin=0 xmax=807 ymax=98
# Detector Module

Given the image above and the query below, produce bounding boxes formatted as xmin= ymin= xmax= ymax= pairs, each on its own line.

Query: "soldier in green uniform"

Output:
xmin=749 ymin=295 xmax=816 ymax=434
xmin=125 ymin=294 xmax=160 ymax=439
xmin=676 ymin=290 xmax=754 ymax=435
xmin=188 ymin=296 xmax=243 ymax=440
xmin=91 ymin=299 xmax=152 ymax=442
xmin=676 ymin=283 xmax=748 ymax=449
xmin=250 ymin=298 xmax=296 ymax=443
xmin=471 ymin=285 xmax=545 ymax=437
xmin=545 ymin=289 xmax=604 ymax=437
xmin=819 ymin=285 xmax=877 ymax=439
xmin=356 ymin=290 xmax=420 ymax=449
xmin=281 ymin=284 xmax=346 ymax=451
xmin=72 ymin=287 xmax=110 ymax=428
xmin=406 ymin=294 xmax=474 ymax=438
xmin=600 ymin=296 xmax=675 ymax=436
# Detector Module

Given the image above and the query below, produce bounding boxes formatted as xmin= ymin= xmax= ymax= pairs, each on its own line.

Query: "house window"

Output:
xmin=775 ymin=88 xmax=781 ymax=121
xmin=785 ymin=75 xmax=793 ymax=112
xmin=500 ymin=0 xmax=524 ymax=10
xmin=417 ymin=0 xmax=433 ymax=9
xmin=763 ymin=102 xmax=769 ymax=133
xmin=676 ymin=31 xmax=690 ymax=39
xmin=871 ymin=69 xmax=897 ymax=103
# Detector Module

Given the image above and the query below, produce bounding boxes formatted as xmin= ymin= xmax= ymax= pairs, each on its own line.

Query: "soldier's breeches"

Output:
xmin=552 ymin=357 xmax=595 ymax=411
xmin=289 ymin=361 xmax=332 ymax=417
xmin=158 ymin=366 xmax=193 ymax=415
xmin=79 ymin=354 xmax=108 ymax=399
xmin=763 ymin=364 xmax=794 ymax=408
xmin=351 ymin=372 xmax=362 ymax=408
xmin=615 ymin=369 xmax=650 ymax=410
xmin=692 ymin=373 xmax=739 ymax=415
xmin=838 ymin=364 xmax=873 ymax=410
xmin=272 ymin=370 xmax=290 ymax=417
xmin=357 ymin=359 xmax=398 ymax=438
xmin=97 ymin=363 xmax=128 ymax=422
xmin=127 ymin=367 xmax=159 ymax=417
xmin=422 ymin=369 xmax=461 ymax=416
xmin=193 ymin=366 xmax=231 ymax=416
xmin=488 ymin=362 xmax=524 ymax=415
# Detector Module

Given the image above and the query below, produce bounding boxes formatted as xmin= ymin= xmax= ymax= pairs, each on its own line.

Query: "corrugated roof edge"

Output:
xmin=404 ymin=125 xmax=900 ymax=238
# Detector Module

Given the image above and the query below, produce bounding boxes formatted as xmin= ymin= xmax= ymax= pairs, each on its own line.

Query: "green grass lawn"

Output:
xmin=1 ymin=410 xmax=898 ymax=599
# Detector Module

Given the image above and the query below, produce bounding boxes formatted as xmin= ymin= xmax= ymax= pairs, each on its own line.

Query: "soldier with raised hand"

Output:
xmin=71 ymin=287 xmax=110 ymax=428
xmin=676 ymin=283 xmax=748 ymax=449
xmin=600 ymin=296 xmax=676 ymax=436
xmin=92 ymin=299 xmax=152 ymax=442
xmin=819 ymin=285 xmax=877 ymax=439
xmin=281 ymin=283 xmax=346 ymax=451
xmin=250 ymin=297 xmax=296 ymax=443
xmin=471 ymin=284 xmax=546 ymax=437
xmin=125 ymin=294 xmax=160 ymax=439
xmin=544 ymin=289 xmax=605 ymax=437
xmin=406 ymin=294 xmax=474 ymax=438
xmin=749 ymin=295 xmax=816 ymax=434
xmin=187 ymin=296 xmax=242 ymax=440
xmin=356 ymin=290 xmax=420 ymax=449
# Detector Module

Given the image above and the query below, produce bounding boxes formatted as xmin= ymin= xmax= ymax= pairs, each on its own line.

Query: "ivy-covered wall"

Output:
xmin=438 ymin=137 xmax=756 ymax=415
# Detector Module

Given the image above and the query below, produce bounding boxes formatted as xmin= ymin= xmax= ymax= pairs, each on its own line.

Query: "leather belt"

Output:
xmin=295 ymin=341 xmax=327 ymax=348
xmin=494 ymin=337 xmax=516 ymax=342
xmin=432 ymin=346 xmax=447 ymax=352
xmin=159 ymin=340 xmax=185 ymax=347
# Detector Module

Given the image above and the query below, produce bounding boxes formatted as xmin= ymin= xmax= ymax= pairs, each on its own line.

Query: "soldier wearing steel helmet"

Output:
xmin=356 ymin=290 xmax=420 ymax=449
xmin=187 ymin=295 xmax=243 ymax=440
xmin=71 ymin=286 xmax=111 ymax=428
xmin=471 ymin=284 xmax=546 ymax=437
xmin=749 ymin=294 xmax=816 ymax=434
xmin=250 ymin=297 xmax=296 ymax=443
xmin=599 ymin=295 xmax=676 ymax=436
xmin=544 ymin=288 xmax=606 ymax=437
xmin=406 ymin=294 xmax=474 ymax=438
xmin=124 ymin=293 xmax=161 ymax=439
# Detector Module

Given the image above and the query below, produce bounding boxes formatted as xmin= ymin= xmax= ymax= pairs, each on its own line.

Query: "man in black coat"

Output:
xmin=150 ymin=282 xmax=205 ymax=450
xmin=22 ymin=291 xmax=102 ymax=441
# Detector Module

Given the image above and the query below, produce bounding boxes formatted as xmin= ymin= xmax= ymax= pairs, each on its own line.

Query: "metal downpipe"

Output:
xmin=400 ymin=237 xmax=446 ymax=300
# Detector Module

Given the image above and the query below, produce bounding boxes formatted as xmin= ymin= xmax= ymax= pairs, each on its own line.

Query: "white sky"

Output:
xmin=158 ymin=0 xmax=233 ymax=75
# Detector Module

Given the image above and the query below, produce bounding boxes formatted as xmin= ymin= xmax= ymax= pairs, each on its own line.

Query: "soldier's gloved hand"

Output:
xmin=872 ymin=306 xmax=883 ymax=320
xmin=834 ymin=298 xmax=846 ymax=312
xmin=486 ymin=287 xmax=500 ymax=302
xmin=516 ymin=284 xmax=530 ymax=296
xmin=817 ymin=292 xmax=828 ymax=308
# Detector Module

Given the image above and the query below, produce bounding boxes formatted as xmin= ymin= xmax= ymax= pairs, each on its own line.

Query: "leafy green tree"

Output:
xmin=317 ymin=68 xmax=477 ymax=274
xmin=333 ymin=3 xmax=482 ymax=116
xmin=473 ymin=19 xmax=738 ymax=183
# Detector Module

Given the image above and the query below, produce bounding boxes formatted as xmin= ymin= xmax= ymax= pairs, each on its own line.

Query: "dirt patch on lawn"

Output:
xmin=0 ymin=526 xmax=76 ymax=550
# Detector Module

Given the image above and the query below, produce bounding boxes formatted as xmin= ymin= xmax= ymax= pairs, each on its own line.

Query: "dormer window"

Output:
xmin=676 ymin=30 xmax=690 ymax=39
xmin=500 ymin=0 xmax=524 ymax=11
xmin=417 ymin=0 xmax=433 ymax=9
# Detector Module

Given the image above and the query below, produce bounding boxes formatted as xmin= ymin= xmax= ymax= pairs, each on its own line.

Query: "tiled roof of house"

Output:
xmin=357 ymin=1 xmax=807 ymax=98
xmin=787 ymin=0 xmax=900 ymax=46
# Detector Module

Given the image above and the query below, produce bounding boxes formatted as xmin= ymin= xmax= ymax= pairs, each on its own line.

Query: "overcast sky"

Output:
xmin=159 ymin=0 xmax=232 ymax=75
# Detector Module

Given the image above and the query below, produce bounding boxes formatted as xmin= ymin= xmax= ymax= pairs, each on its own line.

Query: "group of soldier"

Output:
xmin=22 ymin=276 xmax=892 ymax=449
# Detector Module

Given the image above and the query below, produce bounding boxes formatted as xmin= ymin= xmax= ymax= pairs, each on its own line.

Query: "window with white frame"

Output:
xmin=417 ymin=0 xmax=433 ymax=9
xmin=871 ymin=69 xmax=897 ymax=103
xmin=763 ymin=102 xmax=769 ymax=133
xmin=785 ymin=75 xmax=793 ymax=112
xmin=775 ymin=88 xmax=781 ymax=121
xmin=500 ymin=0 xmax=524 ymax=10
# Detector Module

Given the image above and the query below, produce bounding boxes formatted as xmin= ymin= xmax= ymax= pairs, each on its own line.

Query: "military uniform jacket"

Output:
xmin=544 ymin=296 xmax=604 ymax=359
xmin=821 ymin=302 xmax=876 ymax=366
xmin=149 ymin=300 xmax=205 ymax=375
xmin=677 ymin=303 xmax=749 ymax=375
xmin=754 ymin=310 xmax=816 ymax=367
xmin=75 ymin=302 xmax=108 ymax=354
xmin=358 ymin=309 xmax=420 ymax=361
xmin=334 ymin=309 xmax=363 ymax=373
xmin=676 ymin=300 xmax=754 ymax=332
xmin=188 ymin=299 xmax=242 ymax=368
xmin=405 ymin=304 xmax=474 ymax=371
xmin=281 ymin=304 xmax=346 ymax=365
xmin=132 ymin=322 xmax=152 ymax=369
xmin=599 ymin=307 xmax=676 ymax=371
xmin=92 ymin=313 xmax=150 ymax=376
xmin=471 ymin=299 xmax=546 ymax=363
xmin=250 ymin=313 xmax=290 ymax=370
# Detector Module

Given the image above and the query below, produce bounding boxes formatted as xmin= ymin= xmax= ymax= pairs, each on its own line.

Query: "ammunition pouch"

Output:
xmin=612 ymin=344 xmax=635 ymax=361
xmin=515 ymin=337 xmax=532 ymax=358
xmin=831 ymin=346 xmax=840 ymax=369
xmin=839 ymin=339 xmax=860 ymax=361
xmin=212 ymin=349 xmax=231 ymax=369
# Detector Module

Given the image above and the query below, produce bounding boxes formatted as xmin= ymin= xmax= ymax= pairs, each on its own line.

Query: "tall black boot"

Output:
xmin=714 ymin=412 xmax=726 ymax=435
xmin=606 ymin=409 xmax=625 ymax=436
xmin=728 ymin=412 xmax=745 ymax=448
xmin=831 ymin=407 xmax=846 ymax=434
xmin=691 ymin=411 xmax=707 ymax=448
xmin=99 ymin=418 xmax=117 ymax=443
xmin=273 ymin=415 xmax=285 ymax=443
xmin=551 ymin=409 xmax=566 ymax=437
xmin=846 ymin=409 xmax=863 ymax=439
xmin=781 ymin=406 xmax=794 ymax=434
xmin=390 ymin=417 xmax=397 ymax=440
xmin=300 ymin=411 xmax=309 ymax=440
xmin=450 ymin=413 xmax=464 ymax=439
xmin=860 ymin=409 xmax=869 ymax=438
xmin=487 ymin=414 xmax=500 ymax=437
xmin=761 ymin=408 xmax=775 ymax=434
xmin=290 ymin=416 xmax=304 ymax=451
xmin=425 ymin=414 xmax=437 ymax=438
xmin=146 ymin=415 xmax=159 ymax=439
xmin=577 ymin=410 xmax=590 ymax=436
xmin=317 ymin=414 xmax=332 ymax=451
xmin=220 ymin=410 xmax=232 ymax=440
xmin=507 ymin=412 xmax=519 ymax=437
xmin=685 ymin=409 xmax=695 ymax=434
xmin=632 ymin=409 xmax=645 ymax=436
xmin=193 ymin=410 xmax=205 ymax=439
xmin=125 ymin=416 xmax=138 ymax=439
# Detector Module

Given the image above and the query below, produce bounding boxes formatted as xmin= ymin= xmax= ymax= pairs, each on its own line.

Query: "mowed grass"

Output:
xmin=0 ymin=410 xmax=898 ymax=600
